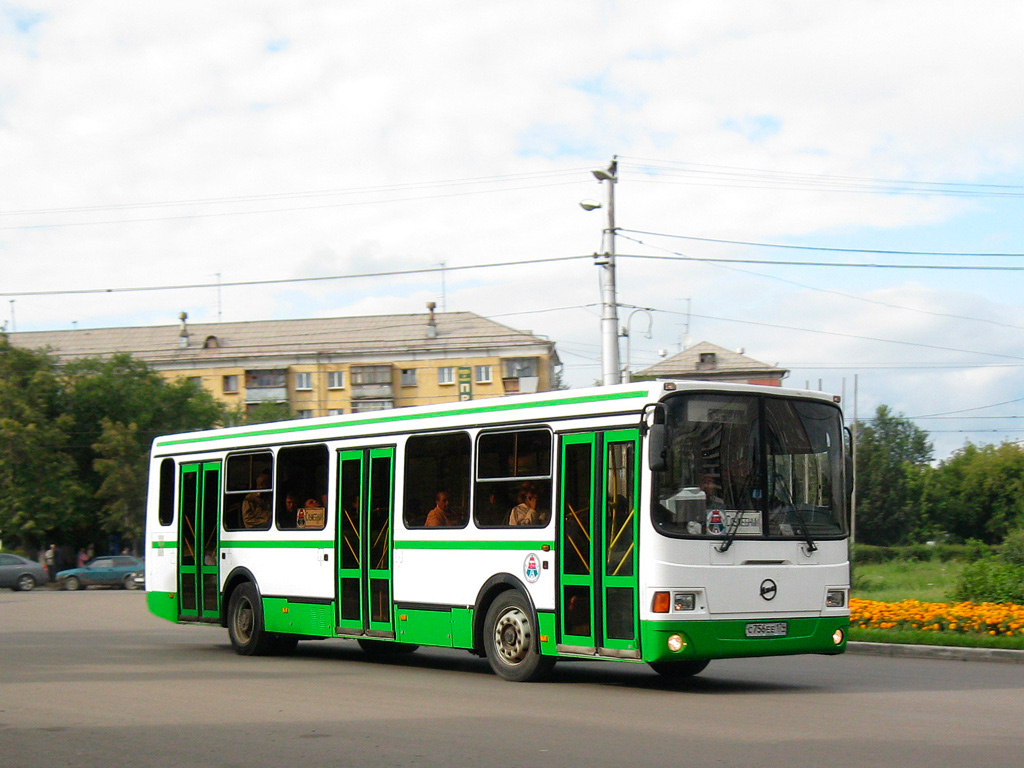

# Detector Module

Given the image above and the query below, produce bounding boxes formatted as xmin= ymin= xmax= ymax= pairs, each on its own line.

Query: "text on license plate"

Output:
xmin=745 ymin=622 xmax=788 ymax=638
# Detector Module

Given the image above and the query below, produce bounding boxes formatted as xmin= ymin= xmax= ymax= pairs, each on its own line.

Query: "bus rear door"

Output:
xmin=558 ymin=429 xmax=641 ymax=658
xmin=177 ymin=460 xmax=222 ymax=621
xmin=336 ymin=447 xmax=396 ymax=638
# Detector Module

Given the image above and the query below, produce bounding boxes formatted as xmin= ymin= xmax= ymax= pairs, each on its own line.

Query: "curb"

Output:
xmin=847 ymin=641 xmax=1024 ymax=665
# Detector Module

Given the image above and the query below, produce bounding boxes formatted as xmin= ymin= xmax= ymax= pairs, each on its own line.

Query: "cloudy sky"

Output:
xmin=2 ymin=1 xmax=1023 ymax=459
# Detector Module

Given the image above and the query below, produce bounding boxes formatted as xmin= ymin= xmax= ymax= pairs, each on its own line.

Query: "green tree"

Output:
xmin=61 ymin=354 xmax=227 ymax=550
xmin=92 ymin=419 xmax=148 ymax=551
xmin=0 ymin=336 xmax=85 ymax=550
xmin=855 ymin=404 xmax=933 ymax=545
xmin=926 ymin=442 xmax=1024 ymax=543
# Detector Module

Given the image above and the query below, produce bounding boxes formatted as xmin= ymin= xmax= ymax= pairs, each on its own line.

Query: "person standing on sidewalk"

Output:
xmin=44 ymin=544 xmax=57 ymax=583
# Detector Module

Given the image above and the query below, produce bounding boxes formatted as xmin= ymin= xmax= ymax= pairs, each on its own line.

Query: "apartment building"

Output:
xmin=9 ymin=307 xmax=561 ymax=416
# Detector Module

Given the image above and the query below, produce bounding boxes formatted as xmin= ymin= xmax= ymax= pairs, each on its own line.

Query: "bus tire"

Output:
xmin=358 ymin=638 xmax=420 ymax=656
xmin=649 ymin=659 xmax=709 ymax=679
xmin=482 ymin=590 xmax=554 ymax=682
xmin=227 ymin=582 xmax=274 ymax=656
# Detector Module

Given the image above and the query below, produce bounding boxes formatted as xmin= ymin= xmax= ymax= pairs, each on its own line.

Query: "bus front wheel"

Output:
xmin=483 ymin=591 xmax=554 ymax=682
xmin=227 ymin=582 xmax=274 ymax=656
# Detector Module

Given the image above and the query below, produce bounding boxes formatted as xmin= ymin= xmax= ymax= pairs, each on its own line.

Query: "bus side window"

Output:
xmin=403 ymin=433 xmax=471 ymax=528
xmin=223 ymin=452 xmax=274 ymax=531
xmin=275 ymin=444 xmax=329 ymax=530
xmin=474 ymin=428 xmax=552 ymax=528
xmin=157 ymin=458 xmax=175 ymax=526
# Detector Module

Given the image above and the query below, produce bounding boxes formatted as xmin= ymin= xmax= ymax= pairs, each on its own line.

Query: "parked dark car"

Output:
xmin=0 ymin=553 xmax=48 ymax=591
xmin=56 ymin=556 xmax=145 ymax=590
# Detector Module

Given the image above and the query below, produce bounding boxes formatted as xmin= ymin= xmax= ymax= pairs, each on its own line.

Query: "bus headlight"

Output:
xmin=832 ymin=628 xmax=845 ymax=645
xmin=826 ymin=589 xmax=846 ymax=608
xmin=673 ymin=592 xmax=697 ymax=611
xmin=667 ymin=633 xmax=687 ymax=652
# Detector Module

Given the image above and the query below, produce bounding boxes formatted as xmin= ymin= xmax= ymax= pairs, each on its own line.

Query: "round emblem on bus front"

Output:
xmin=760 ymin=579 xmax=778 ymax=601
xmin=523 ymin=553 xmax=541 ymax=583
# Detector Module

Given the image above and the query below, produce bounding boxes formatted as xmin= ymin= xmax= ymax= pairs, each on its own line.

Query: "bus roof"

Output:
xmin=151 ymin=380 xmax=840 ymax=453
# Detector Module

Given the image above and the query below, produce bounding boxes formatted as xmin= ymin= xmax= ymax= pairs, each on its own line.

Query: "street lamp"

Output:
xmin=583 ymin=158 xmax=621 ymax=386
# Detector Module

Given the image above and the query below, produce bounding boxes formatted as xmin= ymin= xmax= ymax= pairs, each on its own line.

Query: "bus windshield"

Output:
xmin=652 ymin=392 xmax=847 ymax=541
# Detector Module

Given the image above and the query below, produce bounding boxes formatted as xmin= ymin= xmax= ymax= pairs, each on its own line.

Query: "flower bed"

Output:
xmin=850 ymin=598 xmax=1024 ymax=637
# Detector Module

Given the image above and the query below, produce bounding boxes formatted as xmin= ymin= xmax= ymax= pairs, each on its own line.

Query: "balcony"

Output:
xmin=351 ymin=383 xmax=394 ymax=400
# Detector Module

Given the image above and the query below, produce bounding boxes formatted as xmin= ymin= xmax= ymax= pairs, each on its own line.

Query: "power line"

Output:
xmin=617 ymin=157 xmax=1024 ymax=198
xmin=616 ymin=232 xmax=1024 ymax=333
xmin=617 ymin=250 xmax=1024 ymax=272
xmin=0 ymin=178 xmax=588 ymax=232
xmin=619 ymin=229 xmax=1024 ymax=259
xmin=0 ymin=168 xmax=593 ymax=218
xmin=635 ymin=304 xmax=1024 ymax=362
xmin=0 ymin=255 xmax=591 ymax=298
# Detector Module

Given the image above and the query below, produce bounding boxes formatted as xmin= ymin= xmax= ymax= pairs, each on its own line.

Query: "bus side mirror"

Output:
xmin=649 ymin=423 xmax=668 ymax=472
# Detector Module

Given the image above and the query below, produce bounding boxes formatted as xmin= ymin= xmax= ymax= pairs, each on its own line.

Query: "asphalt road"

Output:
xmin=2 ymin=589 xmax=1022 ymax=767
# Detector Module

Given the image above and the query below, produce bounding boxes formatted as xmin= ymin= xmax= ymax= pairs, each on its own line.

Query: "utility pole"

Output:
xmin=593 ymin=158 xmax=620 ymax=386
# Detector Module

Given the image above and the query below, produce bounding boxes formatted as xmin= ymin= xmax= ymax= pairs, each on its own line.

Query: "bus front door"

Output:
xmin=336 ymin=447 xmax=396 ymax=638
xmin=177 ymin=461 xmax=222 ymax=621
xmin=558 ymin=429 xmax=641 ymax=658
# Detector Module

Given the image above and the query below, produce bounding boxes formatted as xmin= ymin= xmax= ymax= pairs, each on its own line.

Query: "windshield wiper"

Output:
xmin=716 ymin=510 xmax=745 ymax=553
xmin=788 ymin=505 xmax=818 ymax=553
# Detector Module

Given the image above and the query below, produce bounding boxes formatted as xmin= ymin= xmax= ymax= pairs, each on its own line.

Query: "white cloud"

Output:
xmin=2 ymin=1 xmax=1024 ymax=458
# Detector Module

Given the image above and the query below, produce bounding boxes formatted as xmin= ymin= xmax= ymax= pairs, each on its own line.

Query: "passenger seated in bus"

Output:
xmin=508 ymin=482 xmax=548 ymax=526
xmin=477 ymin=488 xmax=506 ymax=526
xmin=425 ymin=490 xmax=459 ymax=527
xmin=242 ymin=470 xmax=272 ymax=528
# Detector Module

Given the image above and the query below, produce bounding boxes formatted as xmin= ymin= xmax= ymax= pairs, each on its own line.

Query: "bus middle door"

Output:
xmin=336 ymin=447 xmax=396 ymax=638
xmin=177 ymin=460 xmax=222 ymax=622
xmin=558 ymin=429 xmax=641 ymax=658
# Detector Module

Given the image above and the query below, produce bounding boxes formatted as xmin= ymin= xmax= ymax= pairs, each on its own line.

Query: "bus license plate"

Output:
xmin=745 ymin=622 xmax=787 ymax=638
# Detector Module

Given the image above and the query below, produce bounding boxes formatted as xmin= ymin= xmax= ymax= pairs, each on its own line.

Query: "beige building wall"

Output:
xmin=158 ymin=354 xmax=552 ymax=418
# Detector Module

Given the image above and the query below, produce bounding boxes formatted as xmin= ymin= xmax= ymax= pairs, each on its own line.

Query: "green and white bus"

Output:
xmin=144 ymin=380 xmax=850 ymax=682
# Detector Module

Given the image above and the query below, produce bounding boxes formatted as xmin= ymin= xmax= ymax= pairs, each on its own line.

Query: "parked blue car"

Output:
xmin=56 ymin=556 xmax=144 ymax=591
xmin=0 ymin=553 xmax=47 ymax=591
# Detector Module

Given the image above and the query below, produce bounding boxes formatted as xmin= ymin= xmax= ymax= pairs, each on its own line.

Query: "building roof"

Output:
xmin=7 ymin=311 xmax=559 ymax=369
xmin=637 ymin=341 xmax=787 ymax=381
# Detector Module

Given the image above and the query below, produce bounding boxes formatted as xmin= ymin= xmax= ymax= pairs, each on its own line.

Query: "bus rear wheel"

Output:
xmin=483 ymin=591 xmax=554 ymax=682
xmin=227 ymin=582 xmax=274 ymax=656
xmin=649 ymin=659 xmax=710 ymax=679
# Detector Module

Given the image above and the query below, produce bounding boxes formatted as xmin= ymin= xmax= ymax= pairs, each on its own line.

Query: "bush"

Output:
xmin=951 ymin=558 xmax=1024 ymax=603
xmin=851 ymin=542 xmax=987 ymax=564
xmin=1000 ymin=528 xmax=1024 ymax=567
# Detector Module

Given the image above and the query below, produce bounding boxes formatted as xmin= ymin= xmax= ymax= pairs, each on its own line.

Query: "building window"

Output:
xmin=297 ymin=409 xmax=313 ymax=419
xmin=295 ymin=372 xmax=313 ymax=391
xmin=401 ymin=368 xmax=418 ymax=387
xmin=350 ymin=365 xmax=391 ymax=385
xmin=222 ymin=375 xmax=239 ymax=394
xmin=186 ymin=376 xmax=202 ymax=388
xmin=697 ymin=352 xmax=717 ymax=370
xmin=328 ymin=408 xmax=345 ymax=416
xmin=246 ymin=370 xmax=286 ymax=389
xmin=327 ymin=371 xmax=345 ymax=389
xmin=474 ymin=365 xmax=492 ymax=384
xmin=502 ymin=358 xmax=537 ymax=379
xmin=438 ymin=366 xmax=455 ymax=385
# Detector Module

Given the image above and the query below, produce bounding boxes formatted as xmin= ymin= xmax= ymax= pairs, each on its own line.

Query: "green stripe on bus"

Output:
xmin=154 ymin=389 xmax=650 ymax=447
xmin=150 ymin=540 xmax=178 ymax=549
xmin=395 ymin=540 xmax=551 ymax=550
